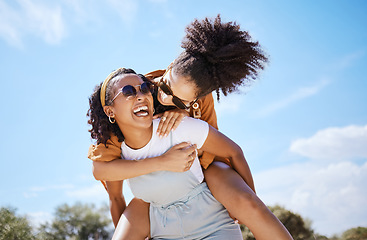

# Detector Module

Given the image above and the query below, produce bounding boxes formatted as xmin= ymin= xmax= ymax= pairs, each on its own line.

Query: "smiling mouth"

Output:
xmin=133 ymin=105 xmax=149 ymax=117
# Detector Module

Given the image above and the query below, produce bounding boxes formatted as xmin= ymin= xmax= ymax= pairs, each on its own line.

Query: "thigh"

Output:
xmin=204 ymin=162 xmax=293 ymax=240
xmin=112 ymin=198 xmax=150 ymax=240
xmin=204 ymin=161 xmax=259 ymax=219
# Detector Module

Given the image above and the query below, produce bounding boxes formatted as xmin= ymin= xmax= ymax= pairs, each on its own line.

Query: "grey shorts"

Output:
xmin=150 ymin=183 xmax=242 ymax=240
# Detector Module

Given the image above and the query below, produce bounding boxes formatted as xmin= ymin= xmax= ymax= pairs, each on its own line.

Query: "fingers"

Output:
xmin=171 ymin=114 xmax=185 ymax=131
xmin=188 ymin=149 xmax=197 ymax=160
xmin=160 ymin=116 xmax=176 ymax=137
xmin=172 ymin=142 xmax=192 ymax=149
xmin=184 ymin=157 xmax=194 ymax=171
xmin=153 ymin=113 xmax=163 ymax=119
xmin=172 ymin=143 xmax=197 ymax=157
xmin=156 ymin=109 xmax=189 ymax=137
xmin=185 ymin=148 xmax=197 ymax=170
xmin=156 ymin=112 xmax=169 ymax=137
xmin=163 ymin=142 xmax=198 ymax=172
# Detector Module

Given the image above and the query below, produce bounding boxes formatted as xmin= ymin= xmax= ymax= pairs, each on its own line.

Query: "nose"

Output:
xmin=136 ymin=89 xmax=146 ymax=101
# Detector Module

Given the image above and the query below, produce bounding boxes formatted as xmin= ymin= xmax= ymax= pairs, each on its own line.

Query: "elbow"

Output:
xmin=92 ymin=162 xmax=104 ymax=181
xmin=231 ymin=143 xmax=244 ymax=160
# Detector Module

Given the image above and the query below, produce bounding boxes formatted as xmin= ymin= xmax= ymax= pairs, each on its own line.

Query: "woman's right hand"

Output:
xmin=159 ymin=142 xmax=197 ymax=172
xmin=154 ymin=109 xmax=190 ymax=137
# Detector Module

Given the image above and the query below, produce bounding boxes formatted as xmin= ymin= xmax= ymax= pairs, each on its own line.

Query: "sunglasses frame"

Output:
xmin=110 ymin=81 xmax=153 ymax=104
xmin=158 ymin=70 xmax=197 ymax=110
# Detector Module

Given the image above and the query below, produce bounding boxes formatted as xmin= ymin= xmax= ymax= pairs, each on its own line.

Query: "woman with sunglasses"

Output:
xmin=89 ymin=69 xmax=246 ymax=239
xmin=88 ymin=15 xmax=292 ymax=240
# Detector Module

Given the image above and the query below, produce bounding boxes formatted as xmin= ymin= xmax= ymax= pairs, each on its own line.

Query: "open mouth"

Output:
xmin=133 ymin=105 xmax=149 ymax=117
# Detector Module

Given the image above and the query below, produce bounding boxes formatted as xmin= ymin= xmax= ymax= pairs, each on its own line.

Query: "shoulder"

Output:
xmin=181 ymin=116 xmax=207 ymax=125
xmin=173 ymin=117 xmax=209 ymax=148
xmin=198 ymin=93 xmax=214 ymax=106
xmin=144 ymin=69 xmax=166 ymax=81
xmin=175 ymin=117 xmax=208 ymax=134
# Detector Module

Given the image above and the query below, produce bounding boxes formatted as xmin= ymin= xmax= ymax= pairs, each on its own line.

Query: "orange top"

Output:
xmin=87 ymin=69 xmax=219 ymax=169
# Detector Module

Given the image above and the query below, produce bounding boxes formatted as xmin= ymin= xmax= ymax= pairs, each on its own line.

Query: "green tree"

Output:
xmin=340 ymin=227 xmax=367 ymax=240
xmin=270 ymin=205 xmax=314 ymax=240
xmin=36 ymin=202 xmax=112 ymax=240
xmin=0 ymin=206 xmax=35 ymax=240
xmin=241 ymin=205 xmax=314 ymax=240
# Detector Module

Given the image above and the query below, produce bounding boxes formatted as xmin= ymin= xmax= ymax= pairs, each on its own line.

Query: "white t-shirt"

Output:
xmin=121 ymin=117 xmax=209 ymax=204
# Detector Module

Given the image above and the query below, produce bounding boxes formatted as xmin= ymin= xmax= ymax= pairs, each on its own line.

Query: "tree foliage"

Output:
xmin=0 ymin=206 xmax=35 ymax=240
xmin=1 ymin=203 xmax=366 ymax=240
xmin=36 ymin=202 xmax=113 ymax=240
xmin=269 ymin=205 xmax=314 ymax=240
xmin=241 ymin=205 xmax=314 ymax=240
xmin=340 ymin=227 xmax=367 ymax=240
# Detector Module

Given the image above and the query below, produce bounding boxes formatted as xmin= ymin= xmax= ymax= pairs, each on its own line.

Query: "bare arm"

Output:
xmin=200 ymin=126 xmax=255 ymax=193
xmin=93 ymin=142 xmax=197 ymax=181
xmin=105 ymin=181 xmax=126 ymax=227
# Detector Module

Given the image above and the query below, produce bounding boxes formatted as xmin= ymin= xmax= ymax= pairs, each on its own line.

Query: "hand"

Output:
xmin=154 ymin=109 xmax=189 ymax=137
xmin=160 ymin=142 xmax=197 ymax=172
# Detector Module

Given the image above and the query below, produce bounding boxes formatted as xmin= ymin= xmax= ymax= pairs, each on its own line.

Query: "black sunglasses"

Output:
xmin=111 ymin=81 xmax=153 ymax=103
xmin=158 ymin=78 xmax=197 ymax=110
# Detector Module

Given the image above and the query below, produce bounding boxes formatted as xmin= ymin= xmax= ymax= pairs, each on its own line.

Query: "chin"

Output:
xmin=134 ymin=115 xmax=153 ymax=127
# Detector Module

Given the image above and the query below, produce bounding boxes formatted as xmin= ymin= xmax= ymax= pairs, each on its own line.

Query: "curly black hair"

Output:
xmin=173 ymin=14 xmax=268 ymax=100
xmin=87 ymin=68 xmax=140 ymax=145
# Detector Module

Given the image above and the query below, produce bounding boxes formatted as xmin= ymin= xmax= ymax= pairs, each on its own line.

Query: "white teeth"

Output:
xmin=133 ymin=105 xmax=148 ymax=113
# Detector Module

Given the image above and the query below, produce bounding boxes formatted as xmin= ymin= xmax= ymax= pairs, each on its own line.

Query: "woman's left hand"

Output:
xmin=154 ymin=109 xmax=190 ymax=137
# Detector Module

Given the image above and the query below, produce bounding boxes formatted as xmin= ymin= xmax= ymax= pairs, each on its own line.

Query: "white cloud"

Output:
xmin=66 ymin=183 xmax=107 ymax=199
xmin=0 ymin=0 xmax=143 ymax=47
xmin=66 ymin=182 xmax=134 ymax=203
xmin=24 ymin=184 xmax=74 ymax=198
xmin=30 ymin=184 xmax=74 ymax=192
xmin=106 ymin=0 xmax=138 ymax=26
xmin=255 ymin=161 xmax=367 ymax=236
xmin=290 ymin=124 xmax=367 ymax=161
xmin=0 ymin=0 xmax=67 ymax=47
xmin=20 ymin=0 xmax=66 ymax=44
xmin=255 ymin=124 xmax=367 ymax=236
xmin=254 ymin=78 xmax=330 ymax=118
xmin=214 ymin=93 xmax=243 ymax=115
xmin=0 ymin=0 xmax=23 ymax=47
xmin=334 ymin=50 xmax=366 ymax=70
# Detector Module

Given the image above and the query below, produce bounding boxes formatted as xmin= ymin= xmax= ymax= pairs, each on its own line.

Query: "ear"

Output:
xmin=103 ymin=106 xmax=115 ymax=118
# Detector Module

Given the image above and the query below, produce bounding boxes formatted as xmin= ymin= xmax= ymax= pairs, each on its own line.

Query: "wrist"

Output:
xmin=154 ymin=155 xmax=167 ymax=171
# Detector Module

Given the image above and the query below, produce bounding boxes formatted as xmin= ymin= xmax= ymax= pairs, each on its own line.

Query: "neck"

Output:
xmin=120 ymin=124 xmax=153 ymax=150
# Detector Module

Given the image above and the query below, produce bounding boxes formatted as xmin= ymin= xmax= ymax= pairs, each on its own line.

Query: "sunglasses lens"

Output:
xmin=122 ymin=85 xmax=137 ymax=98
xmin=159 ymin=80 xmax=188 ymax=109
xmin=172 ymin=97 xmax=187 ymax=109
xmin=141 ymin=82 xmax=153 ymax=94
xmin=159 ymin=81 xmax=172 ymax=95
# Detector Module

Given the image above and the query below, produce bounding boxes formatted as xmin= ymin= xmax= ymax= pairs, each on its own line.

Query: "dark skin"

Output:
xmin=102 ymin=74 xmax=254 ymax=239
xmin=93 ymin=70 xmax=292 ymax=240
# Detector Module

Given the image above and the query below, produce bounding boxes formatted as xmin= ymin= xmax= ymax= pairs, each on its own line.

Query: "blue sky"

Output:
xmin=0 ymin=0 xmax=366 ymax=237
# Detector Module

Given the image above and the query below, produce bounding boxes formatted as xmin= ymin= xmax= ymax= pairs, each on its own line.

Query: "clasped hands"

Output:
xmin=160 ymin=142 xmax=198 ymax=172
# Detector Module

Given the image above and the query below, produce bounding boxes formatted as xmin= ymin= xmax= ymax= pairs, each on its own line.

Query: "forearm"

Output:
xmin=106 ymin=180 xmax=126 ymax=227
xmin=93 ymin=157 xmax=164 ymax=181
xmin=230 ymin=150 xmax=256 ymax=193
xmin=109 ymin=194 xmax=126 ymax=228
xmin=202 ymin=126 xmax=255 ymax=192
